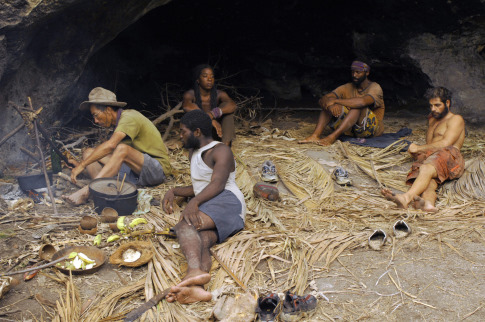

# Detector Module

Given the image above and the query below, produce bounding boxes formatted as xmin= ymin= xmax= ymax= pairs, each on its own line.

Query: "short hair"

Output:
xmin=180 ymin=110 xmax=212 ymax=137
xmin=424 ymin=87 xmax=452 ymax=106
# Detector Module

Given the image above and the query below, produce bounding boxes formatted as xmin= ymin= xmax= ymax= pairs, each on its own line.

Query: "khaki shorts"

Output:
xmin=118 ymin=153 xmax=166 ymax=187
xmin=329 ymin=106 xmax=379 ymax=137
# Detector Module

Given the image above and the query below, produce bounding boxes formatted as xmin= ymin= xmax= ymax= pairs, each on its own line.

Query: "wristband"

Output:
xmin=211 ymin=107 xmax=222 ymax=119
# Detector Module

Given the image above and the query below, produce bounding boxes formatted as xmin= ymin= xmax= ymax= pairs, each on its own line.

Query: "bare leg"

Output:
xmin=413 ymin=179 xmax=438 ymax=212
xmin=382 ymin=164 xmax=437 ymax=209
xmin=318 ymin=108 xmax=363 ymax=146
xmin=166 ymin=286 xmax=212 ymax=304
xmin=62 ymin=144 xmax=144 ymax=205
xmin=299 ymin=109 xmax=332 ymax=144
xmin=174 ymin=211 xmax=217 ymax=287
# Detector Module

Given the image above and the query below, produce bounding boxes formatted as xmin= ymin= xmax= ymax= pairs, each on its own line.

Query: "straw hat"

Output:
xmin=79 ymin=87 xmax=127 ymax=111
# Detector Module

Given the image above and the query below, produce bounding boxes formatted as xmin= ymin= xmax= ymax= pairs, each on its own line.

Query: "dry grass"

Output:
xmin=36 ymin=117 xmax=485 ymax=321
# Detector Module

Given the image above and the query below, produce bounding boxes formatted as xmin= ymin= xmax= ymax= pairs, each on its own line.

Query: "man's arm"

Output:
xmin=70 ymin=131 xmax=127 ymax=183
xmin=409 ymin=115 xmax=465 ymax=153
xmin=162 ymin=185 xmax=195 ymax=214
xmin=326 ymin=94 xmax=375 ymax=110
xmin=182 ymin=90 xmax=200 ymax=112
xmin=216 ymin=91 xmax=236 ymax=115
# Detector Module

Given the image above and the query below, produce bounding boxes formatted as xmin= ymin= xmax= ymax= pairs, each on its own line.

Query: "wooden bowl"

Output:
xmin=51 ymin=246 xmax=106 ymax=275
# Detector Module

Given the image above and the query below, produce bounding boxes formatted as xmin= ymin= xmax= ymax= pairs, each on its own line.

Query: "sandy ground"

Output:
xmin=1 ymin=111 xmax=484 ymax=321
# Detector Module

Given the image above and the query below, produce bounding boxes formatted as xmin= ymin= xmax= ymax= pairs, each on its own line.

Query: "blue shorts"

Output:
xmin=118 ymin=153 xmax=166 ymax=187
xmin=199 ymin=190 xmax=244 ymax=243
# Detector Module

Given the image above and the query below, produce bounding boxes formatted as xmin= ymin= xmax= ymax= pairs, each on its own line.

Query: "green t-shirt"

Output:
xmin=114 ymin=109 xmax=172 ymax=175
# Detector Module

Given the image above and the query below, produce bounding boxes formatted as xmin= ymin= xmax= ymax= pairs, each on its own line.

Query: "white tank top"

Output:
xmin=191 ymin=141 xmax=246 ymax=221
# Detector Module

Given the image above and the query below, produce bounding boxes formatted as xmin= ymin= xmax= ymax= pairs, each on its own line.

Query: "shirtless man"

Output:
xmin=182 ymin=64 xmax=237 ymax=146
xmin=382 ymin=87 xmax=465 ymax=212
xmin=299 ymin=60 xmax=385 ymax=146
xmin=162 ymin=110 xmax=245 ymax=303
xmin=63 ymin=87 xmax=171 ymax=205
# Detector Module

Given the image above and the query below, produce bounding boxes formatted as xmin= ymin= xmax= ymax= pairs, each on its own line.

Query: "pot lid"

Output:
xmin=89 ymin=178 xmax=137 ymax=196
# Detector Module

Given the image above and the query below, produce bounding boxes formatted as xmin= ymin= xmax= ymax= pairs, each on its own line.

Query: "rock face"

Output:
xmin=408 ymin=30 xmax=485 ymax=124
xmin=0 ymin=0 xmax=484 ymax=166
xmin=0 ymin=0 xmax=171 ymax=163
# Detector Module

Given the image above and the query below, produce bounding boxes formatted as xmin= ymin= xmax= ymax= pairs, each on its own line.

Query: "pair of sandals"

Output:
xmin=369 ymin=220 xmax=412 ymax=251
xmin=256 ymin=291 xmax=317 ymax=321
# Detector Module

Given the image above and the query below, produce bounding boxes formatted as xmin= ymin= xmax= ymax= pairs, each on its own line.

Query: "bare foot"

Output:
xmin=178 ymin=270 xmax=211 ymax=287
xmin=62 ymin=186 xmax=90 ymax=206
xmin=298 ymin=135 xmax=320 ymax=144
xmin=318 ymin=136 xmax=336 ymax=146
xmin=413 ymin=196 xmax=438 ymax=213
xmin=166 ymin=286 xmax=212 ymax=304
xmin=381 ymin=188 xmax=409 ymax=209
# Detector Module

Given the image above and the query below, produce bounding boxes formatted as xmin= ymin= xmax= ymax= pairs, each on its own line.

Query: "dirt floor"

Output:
xmin=1 ymin=111 xmax=484 ymax=321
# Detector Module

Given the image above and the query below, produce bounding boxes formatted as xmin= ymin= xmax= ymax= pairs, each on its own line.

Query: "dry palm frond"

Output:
xmin=47 ymin=272 xmax=81 ymax=322
xmin=83 ymin=278 xmax=145 ymax=322
xmin=338 ymin=140 xmax=410 ymax=192
xmin=234 ymin=152 xmax=287 ymax=231
xmin=275 ymin=149 xmax=334 ymax=211
xmin=440 ymin=157 xmax=485 ymax=204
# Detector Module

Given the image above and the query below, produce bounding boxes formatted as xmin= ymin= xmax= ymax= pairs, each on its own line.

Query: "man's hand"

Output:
xmin=212 ymin=119 xmax=222 ymax=138
xmin=70 ymin=163 xmax=85 ymax=184
xmin=162 ymin=189 xmax=175 ymax=214
xmin=327 ymin=104 xmax=342 ymax=117
xmin=408 ymin=143 xmax=419 ymax=154
xmin=181 ymin=200 xmax=202 ymax=229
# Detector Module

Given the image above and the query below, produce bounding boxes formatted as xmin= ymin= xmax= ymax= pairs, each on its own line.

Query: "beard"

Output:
xmin=183 ymin=132 xmax=201 ymax=150
xmin=432 ymin=105 xmax=449 ymax=119
xmin=352 ymin=74 xmax=366 ymax=86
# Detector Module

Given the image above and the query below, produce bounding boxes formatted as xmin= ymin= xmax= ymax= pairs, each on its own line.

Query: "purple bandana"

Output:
xmin=351 ymin=61 xmax=370 ymax=72
xmin=115 ymin=108 xmax=123 ymax=127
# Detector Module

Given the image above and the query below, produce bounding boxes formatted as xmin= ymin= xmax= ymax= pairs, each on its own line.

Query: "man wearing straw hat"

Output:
xmin=382 ymin=87 xmax=465 ymax=212
xmin=299 ymin=60 xmax=385 ymax=146
xmin=63 ymin=87 xmax=172 ymax=205
xmin=162 ymin=109 xmax=245 ymax=303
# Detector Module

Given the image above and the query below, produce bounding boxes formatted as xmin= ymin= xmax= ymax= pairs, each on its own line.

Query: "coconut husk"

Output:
xmin=0 ymin=276 xmax=13 ymax=300
xmin=109 ymin=241 xmax=154 ymax=267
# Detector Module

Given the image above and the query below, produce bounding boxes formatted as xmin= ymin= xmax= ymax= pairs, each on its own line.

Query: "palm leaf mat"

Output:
xmin=66 ymin=123 xmax=485 ymax=321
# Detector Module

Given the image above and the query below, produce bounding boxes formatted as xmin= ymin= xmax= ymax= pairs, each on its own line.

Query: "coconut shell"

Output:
xmin=109 ymin=241 xmax=154 ymax=267
xmin=80 ymin=215 xmax=98 ymax=230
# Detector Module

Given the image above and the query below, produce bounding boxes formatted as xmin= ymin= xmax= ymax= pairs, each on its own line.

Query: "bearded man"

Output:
xmin=382 ymin=87 xmax=465 ymax=212
xmin=162 ymin=109 xmax=245 ymax=303
xmin=299 ymin=60 xmax=385 ymax=146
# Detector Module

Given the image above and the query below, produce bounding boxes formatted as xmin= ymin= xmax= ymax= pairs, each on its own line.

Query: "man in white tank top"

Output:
xmin=162 ymin=110 xmax=245 ymax=304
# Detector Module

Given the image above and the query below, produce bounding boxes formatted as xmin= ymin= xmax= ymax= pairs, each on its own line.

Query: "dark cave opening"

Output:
xmin=71 ymin=0 xmax=481 ymax=125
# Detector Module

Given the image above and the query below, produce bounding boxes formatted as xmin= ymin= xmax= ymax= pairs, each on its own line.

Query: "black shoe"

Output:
xmin=280 ymin=291 xmax=317 ymax=321
xmin=256 ymin=293 xmax=280 ymax=321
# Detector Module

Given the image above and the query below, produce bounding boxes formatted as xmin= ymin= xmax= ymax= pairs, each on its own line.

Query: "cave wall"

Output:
xmin=0 ymin=0 xmax=484 ymax=167
xmin=0 ymin=0 xmax=172 ymax=164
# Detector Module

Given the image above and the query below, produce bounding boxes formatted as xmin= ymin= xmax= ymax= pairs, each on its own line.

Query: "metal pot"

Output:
xmin=17 ymin=172 xmax=53 ymax=192
xmin=88 ymin=177 xmax=138 ymax=215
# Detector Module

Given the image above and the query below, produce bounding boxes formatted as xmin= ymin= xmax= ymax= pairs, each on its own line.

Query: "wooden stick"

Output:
xmin=119 ymin=173 xmax=127 ymax=193
xmin=152 ymin=102 xmax=183 ymax=126
xmin=210 ymin=249 xmax=247 ymax=291
xmin=57 ymin=172 xmax=85 ymax=188
xmin=20 ymin=146 xmax=39 ymax=161
xmin=28 ymin=97 xmax=57 ymax=215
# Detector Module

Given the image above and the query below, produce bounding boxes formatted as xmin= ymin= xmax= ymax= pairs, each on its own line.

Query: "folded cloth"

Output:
xmin=339 ymin=127 xmax=412 ymax=150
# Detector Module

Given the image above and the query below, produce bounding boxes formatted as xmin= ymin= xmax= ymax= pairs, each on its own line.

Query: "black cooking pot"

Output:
xmin=17 ymin=172 xmax=53 ymax=192
xmin=88 ymin=178 xmax=138 ymax=215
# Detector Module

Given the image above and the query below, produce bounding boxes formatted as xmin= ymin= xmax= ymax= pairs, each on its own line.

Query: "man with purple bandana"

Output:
xmin=63 ymin=87 xmax=172 ymax=205
xmin=299 ymin=60 xmax=385 ymax=146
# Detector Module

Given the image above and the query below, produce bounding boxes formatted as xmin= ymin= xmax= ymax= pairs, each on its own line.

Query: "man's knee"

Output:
xmin=112 ymin=144 xmax=131 ymax=158
xmin=419 ymin=164 xmax=437 ymax=177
